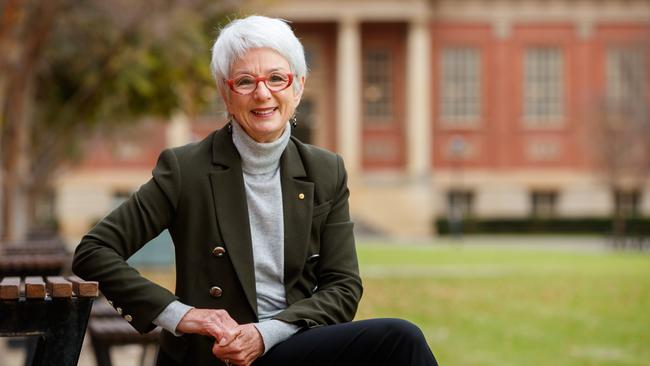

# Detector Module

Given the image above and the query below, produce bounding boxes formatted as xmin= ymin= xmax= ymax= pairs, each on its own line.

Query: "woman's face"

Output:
xmin=223 ymin=48 xmax=304 ymax=143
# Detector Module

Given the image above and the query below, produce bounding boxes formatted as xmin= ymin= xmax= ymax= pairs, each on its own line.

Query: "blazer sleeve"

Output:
xmin=72 ymin=149 xmax=181 ymax=334
xmin=273 ymin=155 xmax=363 ymax=328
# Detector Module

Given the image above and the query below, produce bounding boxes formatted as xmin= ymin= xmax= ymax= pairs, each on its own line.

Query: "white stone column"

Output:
xmin=166 ymin=111 xmax=191 ymax=148
xmin=336 ymin=17 xmax=362 ymax=176
xmin=406 ymin=17 xmax=432 ymax=178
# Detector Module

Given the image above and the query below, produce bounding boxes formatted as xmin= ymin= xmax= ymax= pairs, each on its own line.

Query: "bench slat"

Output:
xmin=25 ymin=276 xmax=46 ymax=299
xmin=0 ymin=277 xmax=20 ymax=300
xmin=67 ymin=275 xmax=99 ymax=297
xmin=46 ymin=276 xmax=73 ymax=298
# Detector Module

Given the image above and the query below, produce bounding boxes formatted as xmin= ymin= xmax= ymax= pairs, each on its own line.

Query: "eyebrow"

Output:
xmin=231 ymin=67 xmax=288 ymax=76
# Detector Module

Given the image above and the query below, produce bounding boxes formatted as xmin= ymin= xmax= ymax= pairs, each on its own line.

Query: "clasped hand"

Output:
xmin=177 ymin=308 xmax=264 ymax=366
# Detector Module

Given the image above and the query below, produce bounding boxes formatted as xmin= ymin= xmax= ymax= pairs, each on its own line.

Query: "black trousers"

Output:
xmin=156 ymin=318 xmax=438 ymax=366
xmin=254 ymin=318 xmax=438 ymax=366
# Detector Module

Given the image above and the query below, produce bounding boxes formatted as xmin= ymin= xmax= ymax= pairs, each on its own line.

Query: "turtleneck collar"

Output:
xmin=231 ymin=119 xmax=291 ymax=175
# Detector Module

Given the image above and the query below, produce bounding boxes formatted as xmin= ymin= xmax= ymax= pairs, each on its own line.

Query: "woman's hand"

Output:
xmin=176 ymin=308 xmax=240 ymax=346
xmin=212 ymin=323 xmax=264 ymax=366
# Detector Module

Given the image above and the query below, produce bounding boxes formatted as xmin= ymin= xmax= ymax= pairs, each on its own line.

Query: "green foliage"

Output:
xmin=26 ymin=0 xmax=233 ymax=185
xmin=0 ymin=0 xmax=234 ymax=238
xmin=36 ymin=1 xmax=226 ymax=128
xmin=355 ymin=242 xmax=650 ymax=366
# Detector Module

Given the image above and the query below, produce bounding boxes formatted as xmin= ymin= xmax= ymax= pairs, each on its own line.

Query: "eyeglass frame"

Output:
xmin=225 ymin=72 xmax=294 ymax=95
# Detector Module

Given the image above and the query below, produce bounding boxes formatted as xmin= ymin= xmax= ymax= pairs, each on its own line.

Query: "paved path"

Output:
xmin=0 ymin=337 xmax=157 ymax=366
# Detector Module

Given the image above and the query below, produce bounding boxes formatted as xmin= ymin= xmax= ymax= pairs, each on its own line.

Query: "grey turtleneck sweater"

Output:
xmin=153 ymin=120 xmax=300 ymax=353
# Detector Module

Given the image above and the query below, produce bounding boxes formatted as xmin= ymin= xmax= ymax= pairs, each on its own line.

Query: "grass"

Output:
xmin=139 ymin=237 xmax=650 ymax=365
xmin=354 ymin=240 xmax=650 ymax=366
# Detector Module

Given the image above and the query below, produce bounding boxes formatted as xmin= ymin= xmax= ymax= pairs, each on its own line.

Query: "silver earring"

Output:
xmin=291 ymin=114 xmax=297 ymax=128
xmin=227 ymin=114 xmax=234 ymax=133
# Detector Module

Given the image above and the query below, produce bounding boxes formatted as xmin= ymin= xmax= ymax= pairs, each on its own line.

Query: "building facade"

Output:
xmin=56 ymin=0 xmax=650 ymax=243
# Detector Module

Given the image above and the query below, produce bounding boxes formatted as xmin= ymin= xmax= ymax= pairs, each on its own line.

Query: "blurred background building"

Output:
xmin=3 ymin=0 xmax=648 ymax=246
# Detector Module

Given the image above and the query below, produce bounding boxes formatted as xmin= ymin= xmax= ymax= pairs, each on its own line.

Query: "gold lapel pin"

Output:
xmin=298 ymin=193 xmax=305 ymax=200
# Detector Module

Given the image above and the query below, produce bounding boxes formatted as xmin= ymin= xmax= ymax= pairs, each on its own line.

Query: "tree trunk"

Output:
xmin=0 ymin=76 xmax=5 ymax=242
xmin=0 ymin=0 xmax=23 ymax=243
xmin=612 ymin=212 xmax=626 ymax=249
xmin=0 ymin=1 xmax=58 ymax=241
xmin=2 ymin=71 xmax=34 ymax=241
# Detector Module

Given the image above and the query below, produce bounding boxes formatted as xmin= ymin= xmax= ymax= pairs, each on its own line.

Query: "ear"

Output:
xmin=293 ymin=76 xmax=305 ymax=106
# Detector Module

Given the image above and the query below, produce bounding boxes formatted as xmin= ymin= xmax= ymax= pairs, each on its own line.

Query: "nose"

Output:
xmin=253 ymin=80 xmax=271 ymax=100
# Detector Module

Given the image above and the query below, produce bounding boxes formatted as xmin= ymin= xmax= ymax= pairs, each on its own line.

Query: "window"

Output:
xmin=524 ymin=47 xmax=563 ymax=123
xmin=614 ymin=190 xmax=641 ymax=217
xmin=530 ymin=190 xmax=558 ymax=218
xmin=607 ymin=47 xmax=647 ymax=113
xmin=440 ymin=47 xmax=480 ymax=123
xmin=447 ymin=190 xmax=474 ymax=219
xmin=363 ymin=48 xmax=393 ymax=122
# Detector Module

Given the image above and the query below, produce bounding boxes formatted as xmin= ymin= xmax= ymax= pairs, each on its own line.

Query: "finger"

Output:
xmin=204 ymin=322 xmax=230 ymax=341
xmin=239 ymin=351 xmax=258 ymax=366
xmin=216 ymin=338 xmax=255 ymax=365
xmin=212 ymin=337 xmax=244 ymax=359
xmin=204 ymin=310 xmax=239 ymax=342
xmin=212 ymin=341 xmax=220 ymax=357
xmin=213 ymin=325 xmax=262 ymax=364
xmin=211 ymin=341 xmax=241 ymax=360
xmin=218 ymin=327 xmax=242 ymax=346
xmin=239 ymin=353 xmax=255 ymax=366
xmin=208 ymin=321 xmax=240 ymax=342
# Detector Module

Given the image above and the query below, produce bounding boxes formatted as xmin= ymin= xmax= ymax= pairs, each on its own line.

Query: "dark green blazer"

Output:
xmin=72 ymin=126 xmax=363 ymax=365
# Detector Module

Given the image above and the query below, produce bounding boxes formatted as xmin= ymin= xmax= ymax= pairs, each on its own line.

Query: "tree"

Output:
xmin=589 ymin=44 xmax=650 ymax=248
xmin=0 ymin=0 xmax=235 ymax=241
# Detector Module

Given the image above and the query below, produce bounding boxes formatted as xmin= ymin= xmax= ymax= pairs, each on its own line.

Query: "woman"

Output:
xmin=73 ymin=15 xmax=437 ymax=366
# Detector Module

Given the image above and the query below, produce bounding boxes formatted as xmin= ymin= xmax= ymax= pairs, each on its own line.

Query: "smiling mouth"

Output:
xmin=251 ymin=107 xmax=278 ymax=117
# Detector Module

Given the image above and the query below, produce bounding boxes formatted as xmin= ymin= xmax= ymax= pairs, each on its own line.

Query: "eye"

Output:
xmin=234 ymin=75 xmax=255 ymax=86
xmin=268 ymin=72 xmax=288 ymax=83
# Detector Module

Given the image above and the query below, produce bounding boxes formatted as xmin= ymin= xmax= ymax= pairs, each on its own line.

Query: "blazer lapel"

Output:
xmin=209 ymin=127 xmax=258 ymax=316
xmin=280 ymin=138 xmax=314 ymax=292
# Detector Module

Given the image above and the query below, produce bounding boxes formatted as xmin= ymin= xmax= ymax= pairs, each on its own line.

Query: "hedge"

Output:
xmin=435 ymin=217 xmax=650 ymax=235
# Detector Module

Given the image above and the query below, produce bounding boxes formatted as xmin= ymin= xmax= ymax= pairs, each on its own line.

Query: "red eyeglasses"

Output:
xmin=226 ymin=72 xmax=294 ymax=95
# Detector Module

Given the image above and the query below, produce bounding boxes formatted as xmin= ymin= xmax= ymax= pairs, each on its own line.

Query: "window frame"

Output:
xmin=439 ymin=47 xmax=482 ymax=127
xmin=522 ymin=46 xmax=565 ymax=126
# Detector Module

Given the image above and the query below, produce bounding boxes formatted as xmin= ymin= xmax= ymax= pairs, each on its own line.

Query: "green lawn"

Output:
xmin=354 ymin=240 xmax=650 ymax=366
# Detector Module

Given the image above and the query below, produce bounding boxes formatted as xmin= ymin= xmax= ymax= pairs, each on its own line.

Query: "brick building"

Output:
xmin=56 ymin=0 xmax=650 ymax=243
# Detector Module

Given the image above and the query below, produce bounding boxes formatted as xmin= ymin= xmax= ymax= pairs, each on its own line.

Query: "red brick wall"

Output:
xmin=431 ymin=23 xmax=495 ymax=170
xmin=361 ymin=22 xmax=407 ymax=170
xmin=431 ymin=21 xmax=650 ymax=173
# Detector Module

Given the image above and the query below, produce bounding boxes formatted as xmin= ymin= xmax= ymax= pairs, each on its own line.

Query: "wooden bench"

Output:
xmin=88 ymin=298 xmax=162 ymax=366
xmin=0 ymin=239 xmax=69 ymax=277
xmin=0 ymin=275 xmax=98 ymax=366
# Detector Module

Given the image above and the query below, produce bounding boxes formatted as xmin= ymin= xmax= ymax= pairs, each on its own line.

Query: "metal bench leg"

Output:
xmin=90 ymin=337 xmax=113 ymax=366
xmin=30 ymin=298 xmax=94 ymax=366
xmin=139 ymin=345 xmax=148 ymax=366
xmin=24 ymin=337 xmax=38 ymax=366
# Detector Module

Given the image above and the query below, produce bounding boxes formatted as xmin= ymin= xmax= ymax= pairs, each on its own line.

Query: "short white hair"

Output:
xmin=211 ymin=15 xmax=307 ymax=94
